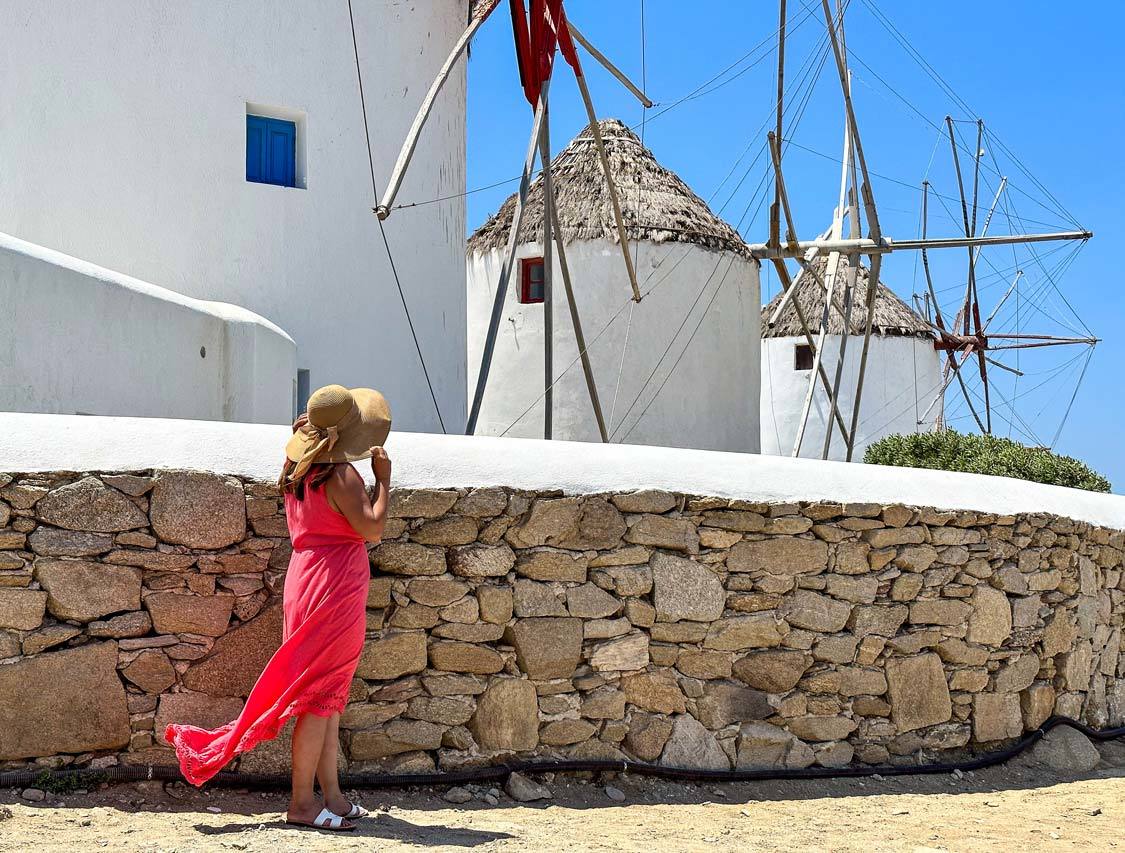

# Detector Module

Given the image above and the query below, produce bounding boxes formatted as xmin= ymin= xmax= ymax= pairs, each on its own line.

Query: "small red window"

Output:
xmin=520 ymin=257 xmax=545 ymax=304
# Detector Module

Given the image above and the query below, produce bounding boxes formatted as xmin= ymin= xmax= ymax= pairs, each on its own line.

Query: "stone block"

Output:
xmin=145 ymin=591 xmax=233 ymax=636
xmin=449 ymin=544 xmax=517 ymax=578
xmin=515 ymin=549 xmax=588 ymax=582
xmin=469 ymin=679 xmax=538 ymax=750
xmin=649 ymin=552 xmax=724 ymax=623
xmin=507 ymin=617 xmax=582 ymax=679
xmin=703 ymin=615 xmax=784 ymax=651
xmin=120 ymin=651 xmax=177 ymax=693
xmin=696 ymin=682 xmax=771 ymax=729
xmin=388 ymin=489 xmax=459 ymax=519
xmin=36 ymin=559 xmax=142 ymax=622
xmin=659 ymin=714 xmax=730 ymax=769
xmin=780 ymin=590 xmax=851 ymax=632
xmin=622 ymin=671 xmax=685 ymax=714
xmin=149 ymin=472 xmax=246 ymax=548
xmin=566 ymin=583 xmax=622 ymax=619
xmin=0 ymin=642 xmax=130 ymax=759
xmin=732 ymin=649 xmax=810 ymax=693
xmin=885 ymin=653 xmax=952 ymax=733
xmin=966 ymin=586 xmax=1012 ymax=645
xmin=624 ymin=515 xmax=699 ymax=553
xmin=909 ymin=599 xmax=971 ymax=626
xmin=477 ymin=585 xmax=514 ymax=624
xmin=589 ymin=632 xmax=650 ymax=672
xmin=786 ymin=716 xmax=857 ymax=742
xmin=676 ymin=649 xmax=733 ymax=680
xmin=735 ymin=721 xmax=815 ymax=769
xmin=36 ymin=477 xmax=148 ymax=533
xmin=727 ymin=538 xmax=828 ymax=575
xmin=27 ymin=529 xmax=114 ymax=557
xmin=429 ymin=641 xmax=505 ymax=674
xmin=624 ymin=713 xmax=674 ymax=760
xmin=611 ymin=490 xmax=678 ymax=514
xmin=407 ymin=578 xmax=470 ymax=607
xmin=0 ymin=588 xmax=47 ymax=630
xmin=410 ymin=516 xmax=478 ymax=546
xmin=973 ymin=692 xmax=1022 ymax=742
xmin=356 ymin=632 xmax=428 ymax=680
xmin=513 ymin=579 xmax=567 ymax=617
xmin=371 ymin=542 xmax=448 ymax=576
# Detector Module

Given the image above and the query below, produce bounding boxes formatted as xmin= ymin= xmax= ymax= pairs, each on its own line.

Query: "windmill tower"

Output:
xmin=760 ymin=255 xmax=942 ymax=460
xmin=466 ymin=119 xmax=761 ymax=451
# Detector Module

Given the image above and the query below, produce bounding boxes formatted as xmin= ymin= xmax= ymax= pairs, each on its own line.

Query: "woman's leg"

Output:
xmin=289 ymin=713 xmax=353 ymax=827
xmin=317 ymin=713 xmax=351 ymax=816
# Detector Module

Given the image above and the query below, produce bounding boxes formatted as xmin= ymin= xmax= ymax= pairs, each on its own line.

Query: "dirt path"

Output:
xmin=2 ymin=764 xmax=1123 ymax=852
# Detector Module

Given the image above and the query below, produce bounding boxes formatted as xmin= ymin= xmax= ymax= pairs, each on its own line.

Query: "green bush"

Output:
xmin=863 ymin=430 xmax=1111 ymax=493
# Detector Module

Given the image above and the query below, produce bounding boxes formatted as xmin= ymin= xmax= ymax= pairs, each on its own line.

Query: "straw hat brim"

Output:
xmin=285 ymin=387 xmax=391 ymax=466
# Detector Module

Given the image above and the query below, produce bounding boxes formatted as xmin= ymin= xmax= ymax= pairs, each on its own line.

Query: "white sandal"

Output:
xmin=338 ymin=801 xmax=371 ymax=819
xmin=286 ymin=807 xmax=357 ymax=832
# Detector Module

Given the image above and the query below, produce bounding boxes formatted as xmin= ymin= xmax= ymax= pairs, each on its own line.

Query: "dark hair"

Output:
xmin=278 ymin=459 xmax=337 ymax=500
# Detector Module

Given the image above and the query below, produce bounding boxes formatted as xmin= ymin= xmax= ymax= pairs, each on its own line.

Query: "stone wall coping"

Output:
xmin=3 ymin=411 xmax=1122 ymax=528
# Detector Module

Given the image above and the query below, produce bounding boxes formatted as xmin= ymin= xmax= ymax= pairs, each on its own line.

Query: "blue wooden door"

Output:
xmin=246 ymin=115 xmax=296 ymax=187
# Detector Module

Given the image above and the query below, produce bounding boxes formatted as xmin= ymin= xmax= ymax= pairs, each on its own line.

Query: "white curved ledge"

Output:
xmin=1 ymin=412 xmax=1121 ymax=530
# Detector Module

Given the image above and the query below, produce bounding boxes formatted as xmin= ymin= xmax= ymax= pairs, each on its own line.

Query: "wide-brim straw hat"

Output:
xmin=285 ymin=385 xmax=391 ymax=479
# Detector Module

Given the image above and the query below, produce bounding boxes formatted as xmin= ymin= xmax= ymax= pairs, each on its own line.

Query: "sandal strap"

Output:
xmin=314 ymin=808 xmax=343 ymax=828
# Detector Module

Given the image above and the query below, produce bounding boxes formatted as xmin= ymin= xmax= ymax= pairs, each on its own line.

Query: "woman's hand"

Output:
xmin=371 ymin=447 xmax=392 ymax=483
xmin=292 ymin=413 xmax=308 ymax=433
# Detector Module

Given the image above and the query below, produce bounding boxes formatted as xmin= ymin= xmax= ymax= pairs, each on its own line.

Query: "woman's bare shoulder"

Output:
xmin=328 ymin=463 xmax=366 ymax=492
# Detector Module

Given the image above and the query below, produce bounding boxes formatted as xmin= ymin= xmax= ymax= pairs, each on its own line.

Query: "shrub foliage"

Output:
xmin=864 ymin=430 xmax=1111 ymax=493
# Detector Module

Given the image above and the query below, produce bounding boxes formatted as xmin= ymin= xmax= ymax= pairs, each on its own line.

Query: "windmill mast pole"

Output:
xmin=539 ymin=99 xmax=555 ymax=440
xmin=466 ymin=81 xmax=551 ymax=434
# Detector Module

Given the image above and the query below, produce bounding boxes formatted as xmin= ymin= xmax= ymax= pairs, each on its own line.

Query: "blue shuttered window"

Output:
xmin=246 ymin=115 xmax=296 ymax=187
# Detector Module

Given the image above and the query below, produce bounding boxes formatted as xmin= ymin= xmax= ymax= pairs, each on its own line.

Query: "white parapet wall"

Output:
xmin=2 ymin=412 xmax=1121 ymax=527
xmin=0 ymin=233 xmax=296 ymax=424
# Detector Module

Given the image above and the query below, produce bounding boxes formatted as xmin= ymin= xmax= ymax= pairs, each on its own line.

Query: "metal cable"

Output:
xmin=346 ymin=0 xmax=448 ymax=433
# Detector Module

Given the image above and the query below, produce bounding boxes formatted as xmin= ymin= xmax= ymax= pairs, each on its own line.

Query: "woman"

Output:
xmin=165 ymin=384 xmax=392 ymax=832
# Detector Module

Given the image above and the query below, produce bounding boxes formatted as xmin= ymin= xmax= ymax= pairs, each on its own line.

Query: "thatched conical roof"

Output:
xmin=467 ymin=119 xmax=749 ymax=258
xmin=762 ymin=254 xmax=934 ymax=339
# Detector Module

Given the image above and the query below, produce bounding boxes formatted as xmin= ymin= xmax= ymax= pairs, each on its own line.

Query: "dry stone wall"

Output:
xmin=1 ymin=469 xmax=1123 ymax=776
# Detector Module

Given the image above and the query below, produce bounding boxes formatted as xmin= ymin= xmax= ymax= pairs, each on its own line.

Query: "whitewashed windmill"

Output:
xmin=375 ymin=0 xmax=657 ymax=440
xmin=467 ymin=119 xmax=761 ymax=451
xmin=753 ymin=0 xmax=1092 ymax=461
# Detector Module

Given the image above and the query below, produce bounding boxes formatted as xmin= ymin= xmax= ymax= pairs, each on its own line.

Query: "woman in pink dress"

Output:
xmin=165 ymin=385 xmax=392 ymax=832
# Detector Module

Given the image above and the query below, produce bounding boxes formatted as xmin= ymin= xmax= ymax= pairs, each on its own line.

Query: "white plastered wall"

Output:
xmin=0 ymin=0 xmax=468 ymax=431
xmin=467 ymin=240 xmax=761 ymax=453
xmin=760 ymin=334 xmax=944 ymax=460
xmin=0 ymin=233 xmax=295 ymax=423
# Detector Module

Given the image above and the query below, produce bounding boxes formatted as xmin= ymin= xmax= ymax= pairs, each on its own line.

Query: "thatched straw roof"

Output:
xmin=762 ymin=254 xmax=934 ymax=339
xmin=467 ymin=119 xmax=749 ymax=258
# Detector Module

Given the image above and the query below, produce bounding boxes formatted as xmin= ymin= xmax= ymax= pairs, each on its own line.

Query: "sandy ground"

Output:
xmin=2 ymin=751 xmax=1125 ymax=853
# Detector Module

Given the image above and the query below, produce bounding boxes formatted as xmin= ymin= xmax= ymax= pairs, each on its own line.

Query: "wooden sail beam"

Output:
xmin=747 ymin=230 xmax=1092 ymax=259
xmin=539 ymin=101 xmax=555 ymax=440
xmin=793 ymin=113 xmax=851 ymax=458
xmin=466 ymin=83 xmax=550 ymax=434
xmin=820 ymin=0 xmax=880 ymax=243
xmin=566 ymin=22 xmax=653 ymax=107
xmin=766 ymin=132 xmax=853 ymax=446
xmin=376 ymin=0 xmax=502 ymax=219
xmin=568 ymin=24 xmax=643 ymax=303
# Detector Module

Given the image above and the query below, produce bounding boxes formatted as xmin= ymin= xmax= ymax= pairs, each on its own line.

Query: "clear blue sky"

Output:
xmin=452 ymin=1 xmax=1124 ymax=491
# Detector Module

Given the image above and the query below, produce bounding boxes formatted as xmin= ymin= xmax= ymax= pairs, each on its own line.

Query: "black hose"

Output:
xmin=2 ymin=716 xmax=1122 ymax=792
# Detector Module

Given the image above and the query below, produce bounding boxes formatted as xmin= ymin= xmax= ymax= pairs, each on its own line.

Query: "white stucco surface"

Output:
xmin=0 ymin=0 xmax=468 ymax=431
xmin=467 ymin=240 xmax=761 ymax=452
xmin=3 ymin=413 xmax=1121 ymax=529
xmin=760 ymin=334 xmax=944 ymax=460
xmin=0 ymin=233 xmax=295 ymax=423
